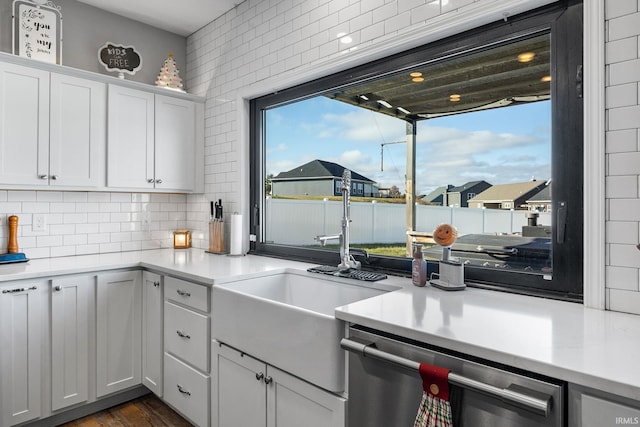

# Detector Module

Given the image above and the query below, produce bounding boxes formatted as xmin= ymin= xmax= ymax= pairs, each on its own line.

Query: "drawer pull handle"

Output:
xmin=177 ymin=384 xmax=191 ymax=396
xmin=256 ymin=372 xmax=264 ymax=382
xmin=176 ymin=330 xmax=191 ymax=339
xmin=176 ymin=289 xmax=191 ymax=297
xmin=264 ymin=376 xmax=273 ymax=385
xmin=2 ymin=286 xmax=37 ymax=294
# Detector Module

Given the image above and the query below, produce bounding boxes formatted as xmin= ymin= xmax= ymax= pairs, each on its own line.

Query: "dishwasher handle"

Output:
xmin=341 ymin=338 xmax=552 ymax=417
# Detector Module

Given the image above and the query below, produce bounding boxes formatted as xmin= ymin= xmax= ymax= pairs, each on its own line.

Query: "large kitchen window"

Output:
xmin=250 ymin=1 xmax=583 ymax=300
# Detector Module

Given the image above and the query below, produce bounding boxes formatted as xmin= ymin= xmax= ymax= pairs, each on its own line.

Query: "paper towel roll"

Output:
xmin=229 ymin=213 xmax=243 ymax=256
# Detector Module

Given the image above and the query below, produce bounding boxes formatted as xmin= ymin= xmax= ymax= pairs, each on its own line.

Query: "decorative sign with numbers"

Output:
xmin=12 ymin=0 xmax=63 ymax=64
xmin=98 ymin=42 xmax=143 ymax=79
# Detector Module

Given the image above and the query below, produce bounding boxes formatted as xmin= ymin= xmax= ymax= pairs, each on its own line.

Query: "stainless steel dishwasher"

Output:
xmin=343 ymin=326 xmax=565 ymax=426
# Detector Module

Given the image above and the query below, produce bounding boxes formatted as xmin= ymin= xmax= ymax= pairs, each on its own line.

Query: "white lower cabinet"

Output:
xmin=212 ymin=341 xmax=346 ymax=427
xmin=142 ymin=271 xmax=163 ymax=396
xmin=570 ymin=384 xmax=640 ymax=427
xmin=0 ymin=280 xmax=47 ymax=426
xmin=164 ymin=352 xmax=210 ymax=427
xmin=51 ymin=275 xmax=93 ymax=411
xmin=96 ymin=271 xmax=142 ymax=397
xmin=163 ymin=276 xmax=210 ymax=426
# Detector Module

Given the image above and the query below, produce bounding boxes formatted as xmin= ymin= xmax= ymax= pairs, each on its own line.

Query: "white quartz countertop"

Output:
xmin=1 ymin=248 xmax=639 ymax=400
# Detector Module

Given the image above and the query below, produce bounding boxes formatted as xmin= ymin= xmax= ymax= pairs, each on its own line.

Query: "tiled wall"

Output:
xmin=0 ymin=190 xmax=192 ymax=258
xmin=605 ymin=0 xmax=640 ymax=314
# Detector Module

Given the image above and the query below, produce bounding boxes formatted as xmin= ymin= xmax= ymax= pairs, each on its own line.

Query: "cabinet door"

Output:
xmin=212 ymin=342 xmax=266 ymax=427
xmin=107 ymin=85 xmax=154 ymax=189
xmin=142 ymin=271 xmax=163 ymax=396
xmin=96 ymin=271 xmax=142 ymax=397
xmin=0 ymin=62 xmax=49 ymax=186
xmin=267 ymin=365 xmax=345 ymax=427
xmin=49 ymin=73 xmax=106 ymax=187
xmin=155 ymin=95 xmax=195 ymax=191
xmin=579 ymin=394 xmax=640 ymax=427
xmin=51 ymin=276 xmax=93 ymax=411
xmin=0 ymin=281 xmax=45 ymax=426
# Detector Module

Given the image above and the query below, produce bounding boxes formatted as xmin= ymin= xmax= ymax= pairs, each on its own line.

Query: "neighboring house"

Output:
xmin=271 ymin=159 xmax=378 ymax=197
xmin=525 ymin=183 xmax=552 ymax=212
xmin=422 ymin=185 xmax=453 ymax=205
xmin=468 ymin=180 xmax=548 ymax=210
xmin=443 ymin=181 xmax=492 ymax=207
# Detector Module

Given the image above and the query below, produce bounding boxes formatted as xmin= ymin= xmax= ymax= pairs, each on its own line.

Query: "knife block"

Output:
xmin=208 ymin=221 xmax=225 ymax=253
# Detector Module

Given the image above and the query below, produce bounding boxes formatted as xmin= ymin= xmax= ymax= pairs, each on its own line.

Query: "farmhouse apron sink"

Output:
xmin=211 ymin=268 xmax=396 ymax=392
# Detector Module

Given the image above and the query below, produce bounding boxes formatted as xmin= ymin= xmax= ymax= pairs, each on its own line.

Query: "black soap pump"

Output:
xmin=412 ymin=243 xmax=427 ymax=287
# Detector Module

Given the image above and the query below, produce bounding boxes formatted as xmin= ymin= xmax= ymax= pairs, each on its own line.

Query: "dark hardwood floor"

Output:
xmin=60 ymin=394 xmax=193 ymax=427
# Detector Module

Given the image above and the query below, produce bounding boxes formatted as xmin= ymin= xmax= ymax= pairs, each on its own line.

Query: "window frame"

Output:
xmin=249 ymin=1 xmax=583 ymax=301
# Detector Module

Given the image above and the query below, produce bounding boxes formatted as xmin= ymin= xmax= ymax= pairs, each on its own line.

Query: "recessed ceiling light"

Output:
xmin=340 ymin=36 xmax=353 ymax=44
xmin=540 ymin=75 xmax=551 ymax=82
xmin=450 ymin=94 xmax=461 ymax=102
xmin=518 ymin=52 xmax=536 ymax=63
xmin=410 ymin=72 xmax=422 ymax=77
xmin=412 ymin=77 xmax=424 ymax=82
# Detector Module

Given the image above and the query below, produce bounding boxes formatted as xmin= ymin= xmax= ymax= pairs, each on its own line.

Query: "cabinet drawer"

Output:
xmin=165 ymin=301 xmax=209 ymax=372
xmin=165 ymin=276 xmax=208 ymax=312
xmin=164 ymin=352 xmax=210 ymax=427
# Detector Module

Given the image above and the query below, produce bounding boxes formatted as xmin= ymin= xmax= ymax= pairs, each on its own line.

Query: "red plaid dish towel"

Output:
xmin=414 ymin=362 xmax=453 ymax=427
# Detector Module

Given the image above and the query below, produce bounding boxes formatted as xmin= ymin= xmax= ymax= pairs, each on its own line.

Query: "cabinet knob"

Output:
xmin=51 ymin=175 xmax=59 ymax=180
xmin=264 ymin=376 xmax=273 ymax=385
xmin=153 ymin=281 xmax=160 ymax=287
xmin=147 ymin=178 xmax=154 ymax=183
xmin=256 ymin=372 xmax=264 ymax=382
xmin=155 ymin=179 xmax=163 ymax=184
xmin=54 ymin=285 xmax=62 ymax=291
xmin=39 ymin=174 xmax=48 ymax=180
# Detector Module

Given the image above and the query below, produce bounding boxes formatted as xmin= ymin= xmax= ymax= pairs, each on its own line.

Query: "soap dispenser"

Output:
xmin=412 ymin=244 xmax=427 ymax=287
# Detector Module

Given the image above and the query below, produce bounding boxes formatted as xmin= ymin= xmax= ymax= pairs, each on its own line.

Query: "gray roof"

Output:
xmin=449 ymin=180 xmax=491 ymax=193
xmin=423 ymin=185 xmax=453 ymax=202
xmin=273 ymin=159 xmax=375 ymax=183
xmin=527 ymin=184 xmax=552 ymax=202
xmin=469 ymin=181 xmax=547 ymax=202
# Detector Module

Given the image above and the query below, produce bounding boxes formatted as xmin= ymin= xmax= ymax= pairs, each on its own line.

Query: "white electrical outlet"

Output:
xmin=33 ymin=214 xmax=47 ymax=232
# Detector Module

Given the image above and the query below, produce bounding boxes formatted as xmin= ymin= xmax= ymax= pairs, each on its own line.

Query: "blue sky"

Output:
xmin=266 ymin=96 xmax=551 ymax=195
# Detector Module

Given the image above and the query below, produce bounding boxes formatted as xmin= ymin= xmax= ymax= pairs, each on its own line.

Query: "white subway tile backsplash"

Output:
xmin=608 ymin=151 xmax=640 ymax=175
xmin=608 ymin=12 xmax=640 ymax=41
xmin=609 ymin=59 xmax=640 ymax=86
xmin=606 ymin=37 xmax=638 ymax=64
xmin=605 ymin=0 xmax=638 ymax=20
xmin=606 ymin=82 xmax=638 ymax=108
xmin=608 ymin=105 xmax=640 ymax=130
xmin=606 ymin=129 xmax=638 ymax=153
xmin=606 ymin=175 xmax=639 ymax=197
xmin=606 ymin=221 xmax=639 ymax=244
xmin=606 ymin=266 xmax=639 ymax=291
xmin=608 ymin=289 xmax=640 ymax=315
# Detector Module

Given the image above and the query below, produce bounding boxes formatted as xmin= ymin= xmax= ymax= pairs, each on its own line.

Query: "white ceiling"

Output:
xmin=75 ymin=0 xmax=242 ymax=36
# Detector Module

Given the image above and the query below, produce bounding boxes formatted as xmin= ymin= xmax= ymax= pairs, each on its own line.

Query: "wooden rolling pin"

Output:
xmin=8 ymin=215 xmax=19 ymax=253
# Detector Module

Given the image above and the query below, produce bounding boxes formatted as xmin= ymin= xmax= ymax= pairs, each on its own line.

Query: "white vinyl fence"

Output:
xmin=265 ymin=198 xmax=551 ymax=246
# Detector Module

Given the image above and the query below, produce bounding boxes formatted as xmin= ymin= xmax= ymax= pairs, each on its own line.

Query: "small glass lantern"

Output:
xmin=173 ymin=230 xmax=191 ymax=249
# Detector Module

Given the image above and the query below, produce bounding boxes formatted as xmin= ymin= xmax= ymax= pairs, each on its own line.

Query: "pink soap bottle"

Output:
xmin=412 ymin=244 xmax=427 ymax=287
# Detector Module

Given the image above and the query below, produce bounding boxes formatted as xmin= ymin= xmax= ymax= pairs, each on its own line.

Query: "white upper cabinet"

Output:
xmin=0 ymin=63 xmax=107 ymax=188
xmin=0 ymin=55 xmax=203 ymax=192
xmin=107 ymin=85 xmax=197 ymax=192
xmin=0 ymin=62 xmax=50 ymax=186
xmin=49 ymin=73 xmax=106 ymax=187
xmin=107 ymin=85 xmax=155 ymax=190
xmin=155 ymin=95 xmax=196 ymax=191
